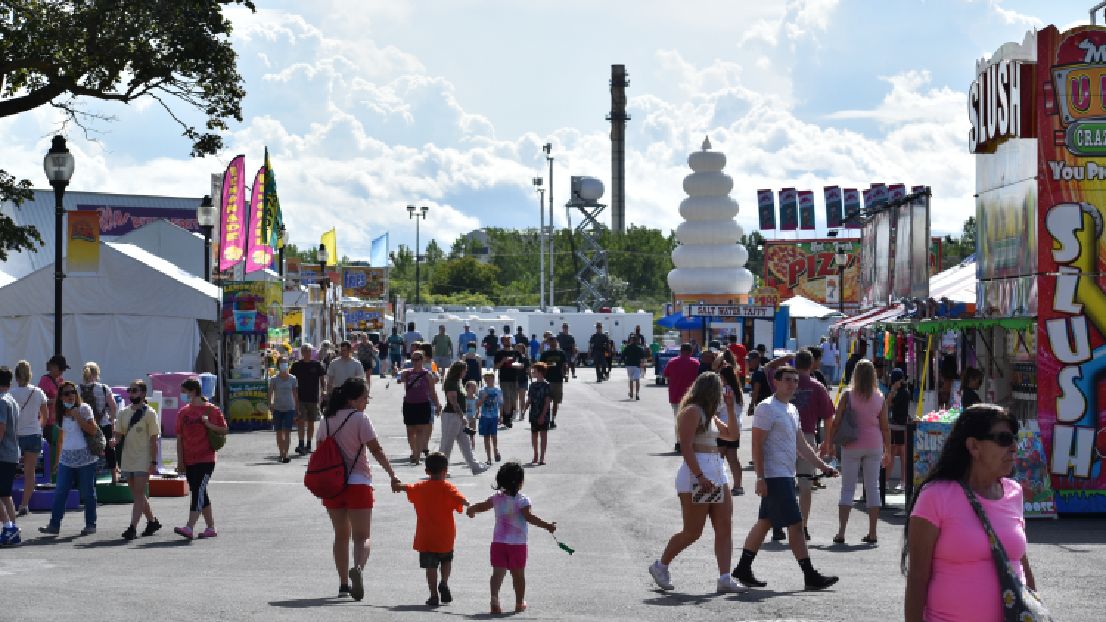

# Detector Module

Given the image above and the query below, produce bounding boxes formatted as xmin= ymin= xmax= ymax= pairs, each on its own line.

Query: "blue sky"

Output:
xmin=0 ymin=0 xmax=1091 ymax=259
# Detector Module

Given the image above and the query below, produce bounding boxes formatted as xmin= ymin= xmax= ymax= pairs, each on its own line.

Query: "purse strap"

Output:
xmin=957 ymin=481 xmax=1028 ymax=614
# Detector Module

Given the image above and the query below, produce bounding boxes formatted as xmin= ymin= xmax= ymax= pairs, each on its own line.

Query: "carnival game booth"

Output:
xmin=221 ymin=280 xmax=282 ymax=431
xmin=0 ymin=242 xmax=220 ymax=389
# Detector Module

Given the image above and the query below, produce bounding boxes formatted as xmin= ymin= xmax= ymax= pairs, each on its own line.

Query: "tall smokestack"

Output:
xmin=608 ymin=64 xmax=629 ymax=234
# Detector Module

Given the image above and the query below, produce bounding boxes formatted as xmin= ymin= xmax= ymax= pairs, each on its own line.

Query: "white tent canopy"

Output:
xmin=0 ymin=242 xmax=220 ymax=386
xmin=116 ymin=219 xmax=205 ymax=278
xmin=782 ymin=296 xmax=845 ymax=350
xmin=781 ymin=295 xmax=844 ymax=319
xmin=929 ymin=256 xmax=977 ymax=304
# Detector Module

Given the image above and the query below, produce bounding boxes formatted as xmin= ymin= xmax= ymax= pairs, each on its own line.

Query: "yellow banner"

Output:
xmin=67 ymin=210 xmax=100 ymax=274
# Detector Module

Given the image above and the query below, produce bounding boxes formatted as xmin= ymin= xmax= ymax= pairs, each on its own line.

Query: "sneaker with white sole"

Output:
xmin=716 ymin=575 xmax=749 ymax=593
xmin=649 ymin=560 xmax=674 ymax=590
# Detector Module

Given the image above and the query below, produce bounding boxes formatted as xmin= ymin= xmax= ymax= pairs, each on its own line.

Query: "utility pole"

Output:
xmin=544 ymin=143 xmax=554 ymax=307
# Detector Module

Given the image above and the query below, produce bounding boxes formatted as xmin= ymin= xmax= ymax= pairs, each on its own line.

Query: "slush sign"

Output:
xmin=968 ymin=58 xmax=1033 ymax=153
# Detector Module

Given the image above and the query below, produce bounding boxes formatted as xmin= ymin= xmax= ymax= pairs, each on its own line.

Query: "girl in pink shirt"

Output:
xmin=903 ymin=404 xmax=1037 ymax=622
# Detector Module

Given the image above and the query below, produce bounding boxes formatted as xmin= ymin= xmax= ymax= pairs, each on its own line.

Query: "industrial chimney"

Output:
xmin=607 ymin=64 xmax=629 ymax=234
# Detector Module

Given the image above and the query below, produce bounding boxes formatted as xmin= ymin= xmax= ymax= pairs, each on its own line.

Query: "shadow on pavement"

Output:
xmin=75 ymin=539 xmax=130 ymax=549
xmin=21 ymin=534 xmax=82 ymax=546
xmin=134 ymin=539 xmax=193 ymax=549
xmin=270 ymin=596 xmax=355 ymax=608
xmin=1027 ymin=518 xmax=1106 ymax=547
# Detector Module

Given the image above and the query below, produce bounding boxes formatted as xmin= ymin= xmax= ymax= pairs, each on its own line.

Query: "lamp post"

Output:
xmin=407 ymin=204 xmax=429 ymax=307
xmin=318 ymin=243 xmax=328 ymax=343
xmin=277 ymin=225 xmax=287 ymax=280
xmin=834 ymin=243 xmax=849 ymax=315
xmin=43 ymin=136 xmax=75 ymax=357
xmin=543 ymin=143 xmax=554 ymax=307
xmin=196 ymin=195 xmax=216 ymax=283
xmin=532 ymin=177 xmax=544 ymax=310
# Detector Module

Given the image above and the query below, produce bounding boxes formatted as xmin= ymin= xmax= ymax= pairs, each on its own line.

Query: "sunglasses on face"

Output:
xmin=126 ymin=388 xmax=143 ymax=394
xmin=977 ymin=431 xmax=1017 ymax=447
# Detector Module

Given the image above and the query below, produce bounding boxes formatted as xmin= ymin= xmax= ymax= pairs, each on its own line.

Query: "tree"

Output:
xmin=429 ymin=257 xmax=500 ymax=298
xmin=961 ymin=216 xmax=977 ymax=249
xmin=740 ymin=230 xmax=766 ymax=280
xmin=0 ymin=0 xmax=254 ymax=259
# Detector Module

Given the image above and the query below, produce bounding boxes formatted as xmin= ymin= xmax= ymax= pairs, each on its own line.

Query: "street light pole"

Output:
xmin=277 ymin=224 xmax=287 ymax=280
xmin=408 ymin=204 xmax=429 ymax=307
xmin=196 ymin=195 xmax=216 ymax=283
xmin=532 ymin=177 xmax=544 ymax=310
xmin=544 ymin=143 xmax=554 ymax=307
xmin=318 ymin=243 xmax=328 ymax=343
xmin=835 ymin=242 xmax=848 ymax=315
xmin=43 ymin=136 xmax=75 ymax=357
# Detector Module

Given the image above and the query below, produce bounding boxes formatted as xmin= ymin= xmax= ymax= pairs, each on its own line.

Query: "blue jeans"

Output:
xmin=50 ymin=462 xmax=97 ymax=529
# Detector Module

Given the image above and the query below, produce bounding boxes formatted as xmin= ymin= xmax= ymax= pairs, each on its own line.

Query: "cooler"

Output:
xmin=198 ymin=372 xmax=218 ymax=399
xmin=147 ymin=372 xmax=198 ymax=438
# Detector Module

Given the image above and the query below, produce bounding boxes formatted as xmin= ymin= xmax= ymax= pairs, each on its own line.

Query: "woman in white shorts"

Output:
xmin=648 ymin=372 xmax=745 ymax=594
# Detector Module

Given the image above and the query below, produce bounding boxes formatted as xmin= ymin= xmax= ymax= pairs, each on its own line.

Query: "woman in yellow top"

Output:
xmin=113 ymin=380 xmax=162 ymax=540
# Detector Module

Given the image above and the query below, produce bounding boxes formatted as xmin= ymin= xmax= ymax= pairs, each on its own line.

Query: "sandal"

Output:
xmin=832 ymin=535 xmax=845 ymax=544
xmin=861 ymin=535 xmax=878 ymax=545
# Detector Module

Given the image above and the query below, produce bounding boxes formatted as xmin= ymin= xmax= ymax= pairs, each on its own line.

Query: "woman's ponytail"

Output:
xmin=323 ymin=385 xmax=345 ymax=419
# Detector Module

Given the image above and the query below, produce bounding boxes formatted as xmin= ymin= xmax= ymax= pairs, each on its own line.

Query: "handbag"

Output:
xmin=958 ymin=481 xmax=1052 ymax=622
xmin=691 ymin=482 xmax=724 ymax=504
xmin=832 ymin=390 xmax=859 ymax=447
xmin=82 ymin=416 xmax=107 ymax=457
xmin=205 ymin=405 xmax=227 ymax=451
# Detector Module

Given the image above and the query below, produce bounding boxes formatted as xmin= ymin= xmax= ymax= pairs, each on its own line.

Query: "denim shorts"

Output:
xmin=272 ymin=410 xmax=296 ymax=430
xmin=18 ymin=434 xmax=43 ymax=453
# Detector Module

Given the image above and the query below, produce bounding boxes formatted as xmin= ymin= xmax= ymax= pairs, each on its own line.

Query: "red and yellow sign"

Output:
xmin=66 ymin=209 xmax=100 ymax=274
xmin=764 ymin=240 xmax=859 ymax=306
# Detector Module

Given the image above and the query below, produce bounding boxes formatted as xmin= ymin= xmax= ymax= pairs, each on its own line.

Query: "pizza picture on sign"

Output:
xmin=764 ymin=241 xmax=859 ymax=305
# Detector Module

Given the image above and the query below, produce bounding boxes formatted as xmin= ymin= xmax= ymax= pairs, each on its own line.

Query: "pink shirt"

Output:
xmin=316 ymin=409 xmax=378 ymax=485
xmin=844 ymin=390 xmax=885 ymax=450
xmin=911 ymin=479 xmax=1026 ymax=622
xmin=664 ymin=355 xmax=700 ymax=405
xmin=38 ymin=374 xmax=63 ymax=425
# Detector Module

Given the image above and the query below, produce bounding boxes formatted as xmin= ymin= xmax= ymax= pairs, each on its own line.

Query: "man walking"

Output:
xmin=537 ymin=336 xmax=568 ymax=429
xmin=514 ymin=325 xmax=528 ymax=346
xmin=494 ymin=336 xmax=519 ymax=428
xmin=0 ymin=368 xmax=21 ymax=546
xmin=290 ymin=344 xmax=326 ymax=454
xmin=482 ymin=328 xmax=499 ymax=369
xmin=621 ymin=335 xmax=648 ymax=400
xmin=458 ymin=324 xmax=478 ymax=356
xmin=556 ymin=323 xmax=577 ymax=380
xmin=326 ymin=341 xmax=366 ymax=396
xmin=387 ymin=327 xmax=406 ymax=374
xmin=356 ymin=335 xmax=379 ymax=378
xmin=431 ymin=325 xmax=454 ymax=372
xmin=733 ymin=365 xmax=838 ymax=591
xmin=403 ymin=322 xmax=423 ymax=355
xmin=589 ymin=323 xmax=610 ymax=382
xmin=662 ymin=344 xmax=699 ymax=452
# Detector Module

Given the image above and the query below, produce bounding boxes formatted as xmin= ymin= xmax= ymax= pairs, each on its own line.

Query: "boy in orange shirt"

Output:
xmin=401 ymin=451 xmax=470 ymax=606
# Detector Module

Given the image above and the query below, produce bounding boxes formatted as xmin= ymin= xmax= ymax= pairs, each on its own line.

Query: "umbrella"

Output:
xmin=656 ymin=312 xmax=705 ymax=330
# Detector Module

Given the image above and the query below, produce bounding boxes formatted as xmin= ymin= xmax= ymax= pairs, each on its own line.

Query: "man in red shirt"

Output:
xmin=727 ymin=335 xmax=747 ymax=382
xmin=663 ymin=343 xmax=700 ymax=452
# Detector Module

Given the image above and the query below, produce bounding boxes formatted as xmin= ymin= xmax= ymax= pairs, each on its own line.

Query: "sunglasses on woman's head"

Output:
xmin=977 ymin=431 xmax=1016 ymax=447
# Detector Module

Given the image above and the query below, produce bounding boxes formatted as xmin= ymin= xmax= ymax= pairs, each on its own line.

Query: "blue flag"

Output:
xmin=370 ymin=233 xmax=388 ymax=267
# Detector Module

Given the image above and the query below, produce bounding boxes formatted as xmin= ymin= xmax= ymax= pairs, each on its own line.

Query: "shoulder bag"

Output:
xmin=832 ymin=390 xmax=859 ymax=447
xmin=205 ymin=405 xmax=227 ymax=451
xmin=958 ymin=481 xmax=1052 ymax=622
xmin=79 ymin=408 xmax=107 ymax=456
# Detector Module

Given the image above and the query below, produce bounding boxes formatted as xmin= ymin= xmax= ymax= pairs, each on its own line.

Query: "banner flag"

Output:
xmin=245 ymin=166 xmax=274 ymax=273
xmin=779 ymin=188 xmax=798 ymax=230
xmin=843 ymin=188 xmax=861 ymax=225
xmin=66 ymin=209 xmax=100 ymax=274
xmin=370 ymin=233 xmax=389 ymax=267
xmin=321 ymin=228 xmax=337 ymax=266
xmin=218 ymin=155 xmax=247 ymax=271
xmin=262 ymin=147 xmax=283 ymax=249
xmin=888 ymin=183 xmax=907 ymax=205
xmin=798 ymin=190 xmax=816 ymax=230
xmin=756 ymin=190 xmax=776 ymax=230
xmin=865 ymin=182 xmax=888 ymax=210
xmin=824 ymin=186 xmax=843 ymax=229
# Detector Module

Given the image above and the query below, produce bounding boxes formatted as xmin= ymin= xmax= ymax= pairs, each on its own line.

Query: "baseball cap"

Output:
xmin=891 ymin=369 xmax=906 ymax=383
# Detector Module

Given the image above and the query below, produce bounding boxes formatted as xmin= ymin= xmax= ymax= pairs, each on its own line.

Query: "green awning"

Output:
xmin=872 ymin=316 xmax=1034 ymax=334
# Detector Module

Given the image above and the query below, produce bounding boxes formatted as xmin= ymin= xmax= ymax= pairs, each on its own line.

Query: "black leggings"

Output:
xmin=100 ymin=424 xmax=116 ymax=471
xmin=185 ymin=462 xmax=215 ymax=513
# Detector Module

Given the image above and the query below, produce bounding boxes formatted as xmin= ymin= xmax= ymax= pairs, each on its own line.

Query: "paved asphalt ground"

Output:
xmin=3 ymin=368 xmax=1104 ymax=621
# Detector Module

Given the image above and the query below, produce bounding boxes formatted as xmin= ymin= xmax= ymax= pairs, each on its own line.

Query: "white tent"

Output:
xmin=782 ymin=296 xmax=845 ymax=349
xmin=0 ymin=242 xmax=220 ymax=387
xmin=116 ymin=219 xmax=205 ymax=278
xmin=929 ymin=256 xmax=977 ymax=305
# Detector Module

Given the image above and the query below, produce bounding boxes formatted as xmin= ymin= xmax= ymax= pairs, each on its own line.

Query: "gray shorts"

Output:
xmin=299 ymin=403 xmax=321 ymax=422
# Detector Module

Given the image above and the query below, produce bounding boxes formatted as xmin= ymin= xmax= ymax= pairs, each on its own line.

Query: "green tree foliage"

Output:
xmin=740 ymin=230 xmax=766 ymax=281
xmin=0 ymin=0 xmax=253 ymax=259
xmin=429 ymin=257 xmax=500 ymax=298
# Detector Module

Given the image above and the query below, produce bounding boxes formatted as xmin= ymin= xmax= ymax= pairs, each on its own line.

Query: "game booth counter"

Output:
xmin=222 ymin=280 xmax=282 ymax=431
xmin=971 ymin=22 xmax=1106 ymax=513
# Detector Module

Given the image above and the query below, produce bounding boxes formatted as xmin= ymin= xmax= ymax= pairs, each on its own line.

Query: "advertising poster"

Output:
xmin=843 ymin=188 xmax=861 ymax=224
xmin=1036 ymin=25 xmax=1106 ymax=512
xmin=285 ymin=256 xmax=302 ymax=282
xmin=824 ymin=186 xmax=843 ymax=229
xmin=756 ymin=189 xmax=776 ymax=230
xmin=76 ymin=204 xmax=200 ymax=236
xmin=219 ymin=155 xmax=247 ymax=271
xmin=226 ymin=380 xmax=270 ymax=429
xmin=912 ymin=421 xmax=949 ymax=489
xmin=764 ymin=239 xmax=858 ymax=306
xmin=342 ymin=264 xmax=387 ymax=300
xmin=222 ymin=281 xmax=282 ymax=335
xmin=798 ymin=190 xmax=815 ymax=230
xmin=245 ymin=166 xmax=274 ymax=273
xmin=344 ymin=306 xmax=385 ymax=331
xmin=66 ymin=209 xmax=100 ymax=274
xmin=779 ymin=188 xmax=798 ymax=230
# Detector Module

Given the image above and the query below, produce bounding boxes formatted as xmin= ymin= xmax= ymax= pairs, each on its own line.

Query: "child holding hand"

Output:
xmin=467 ymin=461 xmax=556 ymax=614
xmin=400 ymin=452 xmax=470 ymax=607
xmin=476 ymin=372 xmax=503 ymax=464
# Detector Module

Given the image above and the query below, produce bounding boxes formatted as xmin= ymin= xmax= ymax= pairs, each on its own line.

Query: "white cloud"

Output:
xmin=983 ymin=0 xmax=1045 ymax=27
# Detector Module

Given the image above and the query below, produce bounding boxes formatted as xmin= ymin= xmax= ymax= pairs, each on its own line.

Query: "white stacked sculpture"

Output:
xmin=667 ymin=137 xmax=754 ymax=301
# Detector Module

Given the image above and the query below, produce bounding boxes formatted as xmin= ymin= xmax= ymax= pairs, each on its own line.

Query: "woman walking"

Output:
xmin=79 ymin=362 xmax=118 ymax=482
xmin=173 ymin=379 xmax=228 ymax=540
xmin=114 ymin=380 xmax=162 ymax=540
xmin=317 ymin=377 xmax=403 ymax=600
xmin=439 ymin=362 xmax=489 ymax=475
xmin=38 ymin=382 xmax=100 ymax=536
xmin=269 ymin=356 xmax=300 ymax=463
xmin=399 ymin=351 xmax=439 ymax=465
xmin=903 ymin=404 xmax=1037 ymax=622
xmin=10 ymin=361 xmax=47 ymax=515
xmin=830 ymin=359 xmax=891 ymax=545
xmin=648 ymin=372 xmax=745 ymax=593
xmin=715 ymin=352 xmax=745 ymax=495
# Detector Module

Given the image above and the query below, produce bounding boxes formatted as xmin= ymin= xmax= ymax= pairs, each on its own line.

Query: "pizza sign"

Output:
xmin=764 ymin=240 xmax=859 ymax=306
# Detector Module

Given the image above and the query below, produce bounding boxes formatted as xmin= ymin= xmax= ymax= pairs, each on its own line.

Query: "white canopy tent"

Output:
xmin=781 ymin=295 xmax=845 ymax=349
xmin=0 ymin=242 xmax=220 ymax=387
xmin=115 ymin=219 xmax=205 ymax=278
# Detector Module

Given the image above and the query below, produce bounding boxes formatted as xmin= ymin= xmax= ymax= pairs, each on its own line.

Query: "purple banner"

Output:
xmin=757 ymin=189 xmax=776 ymax=230
xmin=798 ymin=190 xmax=815 ymax=230
xmin=779 ymin=188 xmax=798 ymax=231
xmin=843 ymin=188 xmax=861 ymax=225
xmin=824 ymin=186 xmax=843 ymax=229
xmin=76 ymin=205 xmax=199 ymax=236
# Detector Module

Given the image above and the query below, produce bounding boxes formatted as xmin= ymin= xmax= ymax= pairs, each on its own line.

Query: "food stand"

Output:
xmin=222 ymin=280 xmax=281 ymax=430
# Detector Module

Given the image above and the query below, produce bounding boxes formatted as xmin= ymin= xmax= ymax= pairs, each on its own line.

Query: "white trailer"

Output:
xmin=406 ymin=308 xmax=653 ymax=352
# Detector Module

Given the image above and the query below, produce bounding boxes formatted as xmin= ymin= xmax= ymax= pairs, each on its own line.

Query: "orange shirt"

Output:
xmin=406 ymin=479 xmax=467 ymax=553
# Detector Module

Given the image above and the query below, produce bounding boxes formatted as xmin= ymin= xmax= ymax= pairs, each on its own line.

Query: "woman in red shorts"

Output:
xmin=317 ymin=377 xmax=403 ymax=601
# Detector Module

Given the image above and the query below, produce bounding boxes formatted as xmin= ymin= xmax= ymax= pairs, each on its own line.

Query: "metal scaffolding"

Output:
xmin=567 ymin=176 xmax=609 ymax=310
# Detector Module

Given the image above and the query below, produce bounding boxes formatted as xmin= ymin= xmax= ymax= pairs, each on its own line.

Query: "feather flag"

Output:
xmin=245 ymin=166 xmax=273 ymax=273
xmin=262 ymin=147 xmax=283 ymax=249
xmin=370 ymin=233 xmax=388 ymax=267
xmin=321 ymin=228 xmax=337 ymax=266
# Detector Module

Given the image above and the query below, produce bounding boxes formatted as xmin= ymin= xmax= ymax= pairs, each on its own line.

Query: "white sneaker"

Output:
xmin=472 ymin=463 xmax=490 ymax=475
xmin=717 ymin=575 xmax=749 ymax=593
xmin=649 ymin=560 xmax=673 ymax=590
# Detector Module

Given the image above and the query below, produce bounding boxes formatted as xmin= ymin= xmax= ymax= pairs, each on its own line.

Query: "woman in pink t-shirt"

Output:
xmin=903 ymin=404 xmax=1037 ymax=622
xmin=830 ymin=359 xmax=891 ymax=544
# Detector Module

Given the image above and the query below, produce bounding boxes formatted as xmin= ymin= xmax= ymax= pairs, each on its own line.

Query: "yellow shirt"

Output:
xmin=116 ymin=405 xmax=160 ymax=472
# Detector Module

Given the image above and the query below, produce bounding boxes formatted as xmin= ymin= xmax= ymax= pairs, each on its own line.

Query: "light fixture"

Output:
xmin=43 ymin=136 xmax=76 ymax=184
xmin=196 ymin=195 xmax=217 ymax=228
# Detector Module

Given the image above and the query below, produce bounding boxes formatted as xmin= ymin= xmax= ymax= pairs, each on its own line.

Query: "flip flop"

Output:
xmin=861 ymin=535 xmax=878 ymax=545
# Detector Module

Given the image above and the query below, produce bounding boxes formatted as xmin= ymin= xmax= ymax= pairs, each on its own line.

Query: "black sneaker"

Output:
xmin=339 ymin=584 xmax=351 ymax=596
xmin=772 ymin=529 xmax=787 ymax=541
xmin=804 ymin=571 xmax=839 ymax=591
xmin=733 ymin=566 xmax=767 ymax=588
xmin=141 ymin=519 xmax=162 ymax=537
xmin=438 ymin=581 xmax=452 ymax=603
xmin=294 ymin=445 xmax=305 ymax=455
xmin=122 ymin=525 xmax=138 ymax=541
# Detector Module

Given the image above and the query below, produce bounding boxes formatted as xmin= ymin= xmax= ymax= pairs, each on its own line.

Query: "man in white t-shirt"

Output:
xmin=326 ymin=341 xmax=366 ymax=396
xmin=733 ymin=365 xmax=839 ymax=592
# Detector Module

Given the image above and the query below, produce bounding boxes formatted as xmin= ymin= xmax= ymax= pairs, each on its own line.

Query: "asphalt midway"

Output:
xmin=3 ymin=369 xmax=1102 ymax=621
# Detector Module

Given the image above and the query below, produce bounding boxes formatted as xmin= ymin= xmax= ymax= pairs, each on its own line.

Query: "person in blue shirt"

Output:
xmin=529 ymin=335 xmax=540 ymax=361
xmin=458 ymin=324 xmax=478 ymax=355
xmin=475 ymin=373 xmax=503 ymax=465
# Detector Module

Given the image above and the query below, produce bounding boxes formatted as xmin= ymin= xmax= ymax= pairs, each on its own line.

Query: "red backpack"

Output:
xmin=304 ymin=412 xmax=364 ymax=499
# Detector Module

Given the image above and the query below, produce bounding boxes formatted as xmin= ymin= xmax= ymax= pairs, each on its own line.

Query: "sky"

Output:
xmin=0 ymin=0 xmax=1092 ymax=260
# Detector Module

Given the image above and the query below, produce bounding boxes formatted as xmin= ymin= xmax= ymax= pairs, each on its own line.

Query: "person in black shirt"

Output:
xmin=887 ymin=369 xmax=910 ymax=492
xmin=556 ymin=323 xmax=577 ymax=380
xmin=481 ymin=328 xmax=499 ymax=369
xmin=538 ymin=336 xmax=567 ymax=428
xmin=746 ymin=352 xmax=770 ymax=418
xmin=960 ymin=367 xmax=982 ymax=410
xmin=494 ymin=336 xmax=520 ymax=428
xmin=807 ymin=346 xmax=828 ymax=387
xmin=514 ymin=326 xmax=528 ymax=346
xmin=842 ymin=339 xmax=867 ymax=386
xmin=589 ymin=323 xmax=609 ymax=382
xmin=289 ymin=344 xmax=326 ymax=454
